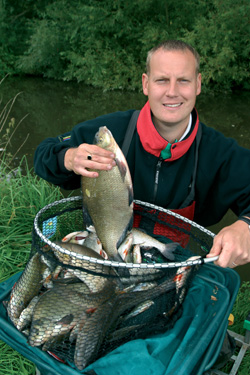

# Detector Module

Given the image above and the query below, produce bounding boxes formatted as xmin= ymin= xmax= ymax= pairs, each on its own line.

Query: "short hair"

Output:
xmin=146 ymin=40 xmax=200 ymax=76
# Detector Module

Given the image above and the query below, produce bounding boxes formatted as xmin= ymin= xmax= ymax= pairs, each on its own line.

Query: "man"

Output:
xmin=34 ymin=40 xmax=250 ymax=269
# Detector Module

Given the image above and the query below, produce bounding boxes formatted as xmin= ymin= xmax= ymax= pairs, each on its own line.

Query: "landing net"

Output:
xmin=6 ymin=196 xmax=216 ymax=371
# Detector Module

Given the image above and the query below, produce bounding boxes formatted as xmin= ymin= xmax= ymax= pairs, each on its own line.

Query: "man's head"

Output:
xmin=142 ymin=40 xmax=201 ymax=139
xmin=146 ymin=40 xmax=200 ymax=77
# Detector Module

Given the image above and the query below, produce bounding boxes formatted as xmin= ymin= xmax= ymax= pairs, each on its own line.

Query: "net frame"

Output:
xmin=33 ymin=196 xmax=218 ymax=268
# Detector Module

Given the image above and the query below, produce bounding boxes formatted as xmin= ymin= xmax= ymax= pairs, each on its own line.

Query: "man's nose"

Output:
xmin=166 ymin=80 xmax=178 ymax=96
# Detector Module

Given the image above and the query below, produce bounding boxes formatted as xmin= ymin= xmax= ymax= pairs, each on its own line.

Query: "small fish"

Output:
xmin=7 ymin=253 xmax=47 ymax=321
xmin=123 ymin=300 xmax=155 ymax=321
xmin=107 ymin=324 xmax=144 ymax=342
xmin=118 ymin=232 xmax=133 ymax=262
xmin=62 ymin=231 xmax=89 ymax=244
xmin=132 ymin=244 xmax=142 ymax=264
xmin=83 ymin=231 xmax=106 ymax=258
xmin=81 ymin=126 xmax=134 ymax=261
xmin=132 ymin=228 xmax=178 ymax=261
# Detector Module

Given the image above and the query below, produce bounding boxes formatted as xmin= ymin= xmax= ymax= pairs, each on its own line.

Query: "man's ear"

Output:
xmin=142 ymin=73 xmax=149 ymax=96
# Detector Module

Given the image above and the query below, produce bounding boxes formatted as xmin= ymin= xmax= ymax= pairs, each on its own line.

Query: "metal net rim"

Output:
xmin=34 ymin=196 xmax=218 ymax=269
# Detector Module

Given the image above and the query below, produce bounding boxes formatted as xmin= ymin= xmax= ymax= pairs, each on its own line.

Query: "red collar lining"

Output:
xmin=137 ymin=101 xmax=199 ymax=161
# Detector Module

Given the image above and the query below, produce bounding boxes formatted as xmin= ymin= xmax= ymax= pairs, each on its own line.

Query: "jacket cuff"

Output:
xmin=57 ymin=148 xmax=71 ymax=173
xmin=238 ymin=215 xmax=250 ymax=226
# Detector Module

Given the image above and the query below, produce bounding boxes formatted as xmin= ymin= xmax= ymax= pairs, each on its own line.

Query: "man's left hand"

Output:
xmin=206 ymin=220 xmax=250 ymax=268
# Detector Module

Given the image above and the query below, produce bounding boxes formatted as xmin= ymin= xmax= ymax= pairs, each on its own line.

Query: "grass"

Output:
xmin=0 ymin=158 xmax=63 ymax=374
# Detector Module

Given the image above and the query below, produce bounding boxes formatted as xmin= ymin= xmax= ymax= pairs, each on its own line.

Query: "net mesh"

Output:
xmin=6 ymin=196 xmax=215 ymax=371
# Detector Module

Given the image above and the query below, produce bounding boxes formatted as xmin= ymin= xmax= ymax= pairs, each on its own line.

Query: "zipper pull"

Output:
xmin=153 ymin=157 xmax=163 ymax=202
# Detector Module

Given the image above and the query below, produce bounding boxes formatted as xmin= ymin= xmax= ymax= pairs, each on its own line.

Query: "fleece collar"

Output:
xmin=137 ymin=101 xmax=199 ymax=161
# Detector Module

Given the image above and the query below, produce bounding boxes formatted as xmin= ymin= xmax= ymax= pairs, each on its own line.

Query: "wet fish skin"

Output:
xmin=81 ymin=126 xmax=133 ymax=261
xmin=7 ymin=253 xmax=47 ymax=321
xmin=132 ymin=228 xmax=178 ymax=261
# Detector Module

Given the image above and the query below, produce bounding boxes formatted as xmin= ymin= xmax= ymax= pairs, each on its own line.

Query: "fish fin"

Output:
xmin=57 ymin=313 xmax=74 ymax=325
xmin=128 ymin=186 xmax=134 ymax=207
xmin=116 ymin=222 xmax=133 ymax=252
xmin=82 ymin=205 xmax=93 ymax=228
xmin=115 ymin=158 xmax=127 ymax=182
xmin=161 ymin=242 xmax=179 ymax=261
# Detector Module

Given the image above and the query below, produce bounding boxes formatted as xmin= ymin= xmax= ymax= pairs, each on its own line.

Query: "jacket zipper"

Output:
xmin=153 ymin=157 xmax=163 ymax=203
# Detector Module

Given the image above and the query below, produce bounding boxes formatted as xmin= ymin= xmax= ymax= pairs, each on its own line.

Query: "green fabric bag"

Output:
xmin=0 ymin=265 xmax=240 ymax=375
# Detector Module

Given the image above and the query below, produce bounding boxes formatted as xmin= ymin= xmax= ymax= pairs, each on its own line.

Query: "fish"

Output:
xmin=7 ymin=253 xmax=47 ymax=321
xmin=81 ymin=126 xmax=134 ymax=261
xmin=51 ymin=241 xmax=119 ymax=292
xmin=118 ymin=232 xmax=134 ymax=262
xmin=122 ymin=300 xmax=155 ymax=321
xmin=83 ymin=231 xmax=107 ymax=258
xmin=29 ymin=282 xmax=114 ymax=347
xmin=132 ymin=244 xmax=142 ymax=264
xmin=62 ymin=231 xmax=89 ymax=244
xmin=132 ymin=228 xmax=178 ymax=261
xmin=74 ymin=272 xmax=177 ymax=370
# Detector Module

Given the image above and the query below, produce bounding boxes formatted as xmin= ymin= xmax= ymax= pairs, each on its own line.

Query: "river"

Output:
xmin=1 ymin=76 xmax=250 ymax=281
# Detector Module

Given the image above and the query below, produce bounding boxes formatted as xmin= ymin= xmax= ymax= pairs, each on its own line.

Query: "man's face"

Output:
xmin=142 ymin=49 xmax=201 ymax=133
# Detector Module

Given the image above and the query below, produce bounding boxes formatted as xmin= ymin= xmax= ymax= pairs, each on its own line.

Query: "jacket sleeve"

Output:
xmin=34 ymin=132 xmax=81 ymax=190
xmin=195 ymin=125 xmax=250 ymax=226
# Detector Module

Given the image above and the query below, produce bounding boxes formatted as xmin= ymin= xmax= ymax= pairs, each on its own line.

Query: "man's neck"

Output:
xmin=152 ymin=115 xmax=192 ymax=143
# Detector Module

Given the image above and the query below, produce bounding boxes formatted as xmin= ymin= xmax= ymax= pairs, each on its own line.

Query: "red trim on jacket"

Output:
xmin=137 ymin=101 xmax=199 ymax=161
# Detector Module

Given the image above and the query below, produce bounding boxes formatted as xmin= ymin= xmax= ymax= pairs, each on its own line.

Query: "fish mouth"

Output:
xmin=163 ymin=103 xmax=182 ymax=108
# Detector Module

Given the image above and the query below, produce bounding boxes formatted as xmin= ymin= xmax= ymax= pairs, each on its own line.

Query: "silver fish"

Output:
xmin=81 ymin=126 xmax=134 ymax=261
xmin=7 ymin=253 xmax=46 ymax=321
xmin=132 ymin=228 xmax=178 ymax=261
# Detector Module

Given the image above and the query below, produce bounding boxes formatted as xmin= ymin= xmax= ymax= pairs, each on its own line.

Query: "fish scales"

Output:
xmin=7 ymin=253 xmax=46 ymax=321
xmin=81 ymin=126 xmax=133 ymax=260
xmin=74 ymin=273 xmax=177 ymax=370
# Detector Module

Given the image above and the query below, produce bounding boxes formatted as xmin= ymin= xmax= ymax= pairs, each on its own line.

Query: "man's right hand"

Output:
xmin=64 ymin=144 xmax=116 ymax=178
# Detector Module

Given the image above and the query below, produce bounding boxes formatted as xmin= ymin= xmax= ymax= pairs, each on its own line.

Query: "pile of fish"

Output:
xmin=6 ymin=127 xmax=198 ymax=370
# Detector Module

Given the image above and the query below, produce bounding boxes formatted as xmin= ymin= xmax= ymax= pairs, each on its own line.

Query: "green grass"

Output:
xmin=0 ymin=157 xmax=63 ymax=374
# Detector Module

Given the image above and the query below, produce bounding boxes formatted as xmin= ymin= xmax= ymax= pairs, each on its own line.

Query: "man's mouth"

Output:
xmin=163 ymin=103 xmax=182 ymax=108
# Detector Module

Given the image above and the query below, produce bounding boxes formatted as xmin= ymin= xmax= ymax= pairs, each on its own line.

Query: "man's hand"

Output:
xmin=206 ymin=220 xmax=250 ymax=268
xmin=64 ymin=144 xmax=116 ymax=178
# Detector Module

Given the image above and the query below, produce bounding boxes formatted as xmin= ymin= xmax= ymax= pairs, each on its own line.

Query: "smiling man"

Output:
xmin=142 ymin=46 xmax=201 ymax=143
xmin=34 ymin=40 xmax=250 ymax=269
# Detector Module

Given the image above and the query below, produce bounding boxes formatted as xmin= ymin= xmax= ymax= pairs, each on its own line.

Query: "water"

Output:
xmin=1 ymin=76 xmax=250 ymax=281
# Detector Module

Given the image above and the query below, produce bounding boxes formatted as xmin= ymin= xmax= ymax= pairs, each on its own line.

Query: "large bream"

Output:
xmin=81 ymin=126 xmax=133 ymax=261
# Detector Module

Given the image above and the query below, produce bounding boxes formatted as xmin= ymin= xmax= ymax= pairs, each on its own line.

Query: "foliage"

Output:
xmin=0 ymin=0 xmax=249 ymax=92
